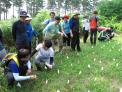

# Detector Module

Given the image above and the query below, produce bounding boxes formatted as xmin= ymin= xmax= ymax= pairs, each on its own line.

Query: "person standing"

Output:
xmin=43 ymin=12 xmax=55 ymax=26
xmin=82 ymin=16 xmax=90 ymax=43
xmin=90 ymin=11 xmax=99 ymax=46
xmin=25 ymin=17 xmax=39 ymax=54
xmin=12 ymin=11 xmax=29 ymax=51
xmin=69 ymin=12 xmax=81 ymax=51
xmin=61 ymin=15 xmax=72 ymax=47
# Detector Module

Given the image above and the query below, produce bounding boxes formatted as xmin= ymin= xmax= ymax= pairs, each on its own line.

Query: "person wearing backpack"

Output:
xmin=90 ymin=11 xmax=99 ymax=46
xmin=3 ymin=49 xmax=36 ymax=87
xmin=0 ymin=28 xmax=6 ymax=61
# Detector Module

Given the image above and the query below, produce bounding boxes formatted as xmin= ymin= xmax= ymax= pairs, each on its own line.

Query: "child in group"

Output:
xmin=31 ymin=39 xmax=54 ymax=70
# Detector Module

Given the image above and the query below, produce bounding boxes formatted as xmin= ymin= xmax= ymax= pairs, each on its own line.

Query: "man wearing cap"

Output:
xmin=12 ymin=11 xmax=30 ymax=51
xmin=69 ymin=12 xmax=81 ymax=51
xmin=25 ymin=17 xmax=39 ymax=53
xmin=43 ymin=16 xmax=63 ymax=48
xmin=61 ymin=15 xmax=72 ymax=47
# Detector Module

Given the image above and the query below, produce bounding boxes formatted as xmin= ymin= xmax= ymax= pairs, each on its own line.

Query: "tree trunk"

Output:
xmin=4 ymin=11 xmax=5 ymax=20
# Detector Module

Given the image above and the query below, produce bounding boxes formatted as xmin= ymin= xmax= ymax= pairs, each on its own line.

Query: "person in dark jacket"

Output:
xmin=12 ymin=11 xmax=29 ymax=51
xmin=69 ymin=12 xmax=81 ymax=51
xmin=0 ymin=28 xmax=6 ymax=61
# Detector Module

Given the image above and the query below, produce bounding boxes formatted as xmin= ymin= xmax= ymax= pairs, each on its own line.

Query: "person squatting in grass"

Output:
xmin=31 ymin=39 xmax=54 ymax=70
xmin=98 ymin=26 xmax=115 ymax=41
xmin=3 ymin=49 xmax=37 ymax=88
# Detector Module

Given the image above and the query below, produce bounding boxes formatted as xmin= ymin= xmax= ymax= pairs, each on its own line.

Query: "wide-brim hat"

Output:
xmin=72 ymin=11 xmax=80 ymax=16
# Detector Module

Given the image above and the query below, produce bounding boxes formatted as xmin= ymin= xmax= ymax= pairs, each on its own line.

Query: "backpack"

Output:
xmin=0 ymin=53 xmax=19 ymax=68
xmin=90 ymin=16 xmax=98 ymax=29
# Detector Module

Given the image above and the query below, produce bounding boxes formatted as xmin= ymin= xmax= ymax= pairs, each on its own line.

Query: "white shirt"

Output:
xmin=82 ymin=19 xmax=90 ymax=31
xmin=36 ymin=44 xmax=54 ymax=60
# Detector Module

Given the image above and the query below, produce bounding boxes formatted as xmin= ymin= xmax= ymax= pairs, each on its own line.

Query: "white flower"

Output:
xmin=88 ymin=90 xmax=90 ymax=92
xmin=67 ymin=56 xmax=69 ymax=59
xmin=67 ymin=80 xmax=70 ymax=84
xmin=99 ymin=60 xmax=102 ymax=63
xmin=94 ymin=58 xmax=96 ymax=61
xmin=116 ymin=63 xmax=119 ymax=67
xmin=94 ymin=77 xmax=97 ymax=81
xmin=57 ymin=69 xmax=60 ymax=74
xmin=57 ymin=89 xmax=60 ymax=92
xmin=101 ymin=67 xmax=104 ymax=71
xmin=71 ymin=63 xmax=73 ymax=67
xmin=113 ymin=58 xmax=116 ymax=61
xmin=79 ymin=71 xmax=82 ymax=75
xmin=88 ymin=64 xmax=91 ymax=68
xmin=45 ymin=79 xmax=48 ymax=84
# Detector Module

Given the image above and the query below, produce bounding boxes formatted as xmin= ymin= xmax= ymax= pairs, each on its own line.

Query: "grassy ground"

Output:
xmin=0 ymin=33 xmax=122 ymax=92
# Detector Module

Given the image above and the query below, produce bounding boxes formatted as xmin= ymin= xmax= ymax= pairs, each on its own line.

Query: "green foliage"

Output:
xmin=31 ymin=10 xmax=50 ymax=42
xmin=0 ymin=20 xmax=14 ymax=46
xmin=97 ymin=0 xmax=122 ymax=20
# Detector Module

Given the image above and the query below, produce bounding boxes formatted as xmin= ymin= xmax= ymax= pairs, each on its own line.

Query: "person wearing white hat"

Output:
xmin=25 ymin=17 xmax=39 ymax=54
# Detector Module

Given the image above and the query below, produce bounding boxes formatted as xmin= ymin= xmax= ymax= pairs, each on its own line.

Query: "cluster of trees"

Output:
xmin=0 ymin=0 xmax=99 ymax=20
xmin=97 ymin=0 xmax=122 ymax=20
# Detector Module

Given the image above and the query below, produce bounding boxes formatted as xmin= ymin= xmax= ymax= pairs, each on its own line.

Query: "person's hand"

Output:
xmin=27 ymin=69 xmax=32 ymax=75
xmin=60 ymin=32 xmax=64 ymax=36
xmin=71 ymin=34 xmax=73 ymax=38
xmin=30 ymin=75 xmax=37 ymax=80
xmin=64 ymin=34 xmax=68 ymax=38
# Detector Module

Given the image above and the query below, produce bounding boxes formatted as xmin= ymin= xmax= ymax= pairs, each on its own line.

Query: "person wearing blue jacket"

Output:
xmin=25 ymin=17 xmax=39 ymax=53
xmin=69 ymin=12 xmax=81 ymax=51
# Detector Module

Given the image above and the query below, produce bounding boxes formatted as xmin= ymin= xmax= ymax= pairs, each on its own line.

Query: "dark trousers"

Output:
xmin=63 ymin=33 xmax=71 ymax=46
xmin=71 ymin=32 xmax=81 ymax=51
xmin=90 ymin=29 xmax=97 ymax=45
xmin=4 ymin=65 xmax=28 ymax=87
xmin=83 ymin=31 xmax=89 ymax=43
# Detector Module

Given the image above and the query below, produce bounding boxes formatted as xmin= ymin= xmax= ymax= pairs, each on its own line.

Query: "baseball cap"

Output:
xmin=55 ymin=16 xmax=61 ymax=20
xmin=19 ymin=11 xmax=28 ymax=17
xmin=62 ymin=15 xmax=69 ymax=19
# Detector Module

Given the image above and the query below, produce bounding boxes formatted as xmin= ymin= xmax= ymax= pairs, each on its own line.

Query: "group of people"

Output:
xmin=0 ymin=10 xmax=115 ymax=88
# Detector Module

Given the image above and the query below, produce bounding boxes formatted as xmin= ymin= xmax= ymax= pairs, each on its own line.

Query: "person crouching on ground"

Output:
xmin=4 ymin=49 xmax=37 ymax=88
xmin=31 ymin=39 xmax=54 ymax=70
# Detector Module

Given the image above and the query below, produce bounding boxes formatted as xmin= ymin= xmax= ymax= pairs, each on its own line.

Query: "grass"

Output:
xmin=0 ymin=33 xmax=122 ymax=92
